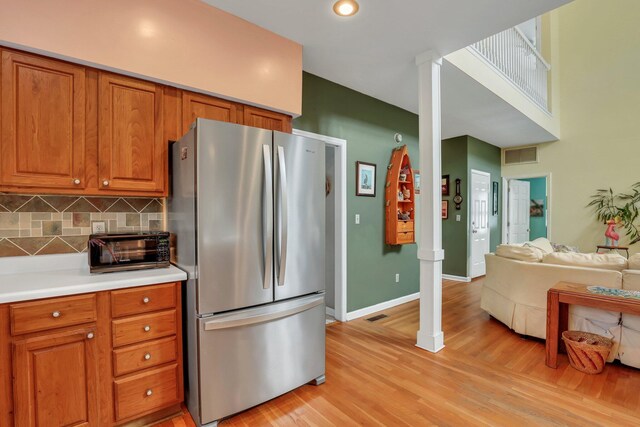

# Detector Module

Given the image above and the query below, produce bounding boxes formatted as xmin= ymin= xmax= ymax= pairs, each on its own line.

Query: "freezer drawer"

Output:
xmin=195 ymin=294 xmax=325 ymax=425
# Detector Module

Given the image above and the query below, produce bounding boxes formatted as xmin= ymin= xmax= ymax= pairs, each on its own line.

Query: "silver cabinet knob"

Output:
xmin=87 ymin=332 xmax=94 ymax=340
xmin=73 ymin=179 xmax=81 ymax=185
xmin=102 ymin=180 xmax=110 ymax=187
xmin=144 ymin=353 xmax=151 ymax=360
xmin=146 ymin=389 xmax=153 ymax=397
xmin=52 ymin=311 xmax=61 ymax=318
xmin=144 ymin=325 xmax=151 ymax=332
xmin=142 ymin=297 xmax=150 ymax=304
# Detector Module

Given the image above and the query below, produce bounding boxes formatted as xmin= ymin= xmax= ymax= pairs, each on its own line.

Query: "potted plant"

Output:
xmin=588 ymin=183 xmax=640 ymax=245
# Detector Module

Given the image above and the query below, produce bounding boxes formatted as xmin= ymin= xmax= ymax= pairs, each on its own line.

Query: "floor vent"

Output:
xmin=366 ymin=314 xmax=388 ymax=322
xmin=503 ymin=146 xmax=538 ymax=165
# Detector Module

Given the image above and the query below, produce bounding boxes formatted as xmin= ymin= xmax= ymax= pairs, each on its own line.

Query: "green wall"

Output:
xmin=521 ymin=177 xmax=547 ymax=239
xmin=294 ymin=72 xmax=420 ymax=312
xmin=442 ymin=136 xmax=502 ymax=277
xmin=441 ymin=137 xmax=468 ymax=277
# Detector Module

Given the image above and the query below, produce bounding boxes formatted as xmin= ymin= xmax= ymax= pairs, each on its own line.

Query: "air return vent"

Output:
xmin=503 ymin=146 xmax=538 ymax=165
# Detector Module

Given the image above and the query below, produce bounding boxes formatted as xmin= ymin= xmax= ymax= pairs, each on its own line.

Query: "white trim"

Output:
xmin=325 ymin=307 xmax=335 ymax=317
xmin=293 ymin=129 xmax=348 ymax=322
xmin=345 ymin=292 xmax=420 ymax=321
xmin=502 ymin=173 xmax=552 ymax=243
xmin=442 ymin=274 xmax=471 ymax=283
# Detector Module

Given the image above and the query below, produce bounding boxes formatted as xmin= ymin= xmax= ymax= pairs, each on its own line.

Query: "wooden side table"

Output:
xmin=596 ymin=245 xmax=629 ymax=258
xmin=546 ymin=282 xmax=640 ymax=368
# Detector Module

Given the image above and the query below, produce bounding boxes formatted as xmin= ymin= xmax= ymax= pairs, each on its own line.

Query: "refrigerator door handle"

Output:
xmin=203 ymin=296 xmax=323 ymax=330
xmin=277 ymin=145 xmax=288 ymax=287
xmin=262 ymin=145 xmax=274 ymax=290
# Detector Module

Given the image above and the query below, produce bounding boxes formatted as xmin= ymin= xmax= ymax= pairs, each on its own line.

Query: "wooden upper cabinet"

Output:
xmin=98 ymin=73 xmax=165 ymax=194
xmin=182 ymin=91 xmax=239 ymax=133
xmin=0 ymin=50 xmax=87 ymax=190
xmin=13 ymin=326 xmax=99 ymax=427
xmin=243 ymin=105 xmax=292 ymax=133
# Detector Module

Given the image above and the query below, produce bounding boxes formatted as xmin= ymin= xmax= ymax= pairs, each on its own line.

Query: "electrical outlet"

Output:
xmin=92 ymin=221 xmax=106 ymax=234
xmin=395 ymin=273 xmax=400 ymax=283
xmin=456 ymin=214 xmax=461 ymax=222
xmin=355 ymin=214 xmax=360 ymax=224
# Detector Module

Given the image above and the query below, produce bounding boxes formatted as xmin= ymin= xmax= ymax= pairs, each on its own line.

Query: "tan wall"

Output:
xmin=0 ymin=0 xmax=302 ymax=116
xmin=503 ymin=0 xmax=640 ymax=253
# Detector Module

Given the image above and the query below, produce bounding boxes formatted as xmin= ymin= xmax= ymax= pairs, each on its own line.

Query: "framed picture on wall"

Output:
xmin=492 ymin=181 xmax=499 ymax=215
xmin=442 ymin=200 xmax=449 ymax=219
xmin=442 ymin=175 xmax=450 ymax=196
xmin=356 ymin=161 xmax=376 ymax=197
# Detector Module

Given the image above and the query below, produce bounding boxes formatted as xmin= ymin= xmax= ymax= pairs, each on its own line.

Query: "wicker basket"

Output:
xmin=561 ymin=331 xmax=613 ymax=374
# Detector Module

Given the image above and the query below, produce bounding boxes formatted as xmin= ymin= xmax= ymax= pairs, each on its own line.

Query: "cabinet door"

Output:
xmin=182 ymin=91 xmax=239 ymax=132
xmin=243 ymin=105 xmax=292 ymax=133
xmin=98 ymin=73 xmax=165 ymax=194
xmin=13 ymin=326 xmax=98 ymax=427
xmin=1 ymin=50 xmax=86 ymax=190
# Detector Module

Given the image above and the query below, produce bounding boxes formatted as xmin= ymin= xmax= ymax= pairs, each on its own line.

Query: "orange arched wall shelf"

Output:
xmin=385 ymin=145 xmax=416 ymax=245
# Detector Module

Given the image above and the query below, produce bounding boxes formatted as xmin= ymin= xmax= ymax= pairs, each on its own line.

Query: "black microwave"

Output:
xmin=88 ymin=232 xmax=170 ymax=273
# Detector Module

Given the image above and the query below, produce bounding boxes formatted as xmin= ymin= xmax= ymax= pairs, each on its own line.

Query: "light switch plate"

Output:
xmin=355 ymin=214 xmax=360 ymax=224
xmin=456 ymin=215 xmax=461 ymax=222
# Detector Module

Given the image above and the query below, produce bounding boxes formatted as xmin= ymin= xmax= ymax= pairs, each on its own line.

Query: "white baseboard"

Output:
xmin=442 ymin=274 xmax=471 ymax=283
xmin=325 ymin=307 xmax=335 ymax=317
xmin=346 ymin=292 xmax=420 ymax=321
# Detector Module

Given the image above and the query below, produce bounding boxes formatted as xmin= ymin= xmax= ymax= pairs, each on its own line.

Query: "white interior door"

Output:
xmin=470 ymin=170 xmax=491 ymax=278
xmin=508 ymin=179 xmax=531 ymax=244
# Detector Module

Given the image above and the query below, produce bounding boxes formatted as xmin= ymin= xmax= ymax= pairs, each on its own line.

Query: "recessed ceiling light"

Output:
xmin=333 ymin=0 xmax=359 ymax=17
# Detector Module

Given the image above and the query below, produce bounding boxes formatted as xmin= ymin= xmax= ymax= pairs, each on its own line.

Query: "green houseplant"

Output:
xmin=588 ymin=182 xmax=640 ymax=245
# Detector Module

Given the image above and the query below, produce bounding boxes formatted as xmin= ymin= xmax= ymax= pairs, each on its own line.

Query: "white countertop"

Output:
xmin=0 ymin=253 xmax=187 ymax=303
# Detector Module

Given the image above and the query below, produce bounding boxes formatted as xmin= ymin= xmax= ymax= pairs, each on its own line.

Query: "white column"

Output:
xmin=415 ymin=51 xmax=444 ymax=353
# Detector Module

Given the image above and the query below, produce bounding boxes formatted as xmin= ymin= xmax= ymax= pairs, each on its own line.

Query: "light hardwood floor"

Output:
xmin=160 ymin=278 xmax=640 ymax=426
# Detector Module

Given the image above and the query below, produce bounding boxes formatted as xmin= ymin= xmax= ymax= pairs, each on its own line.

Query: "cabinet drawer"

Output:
xmin=114 ymin=363 xmax=180 ymax=421
xmin=10 ymin=294 xmax=97 ymax=335
xmin=111 ymin=283 xmax=176 ymax=318
xmin=113 ymin=336 xmax=177 ymax=377
xmin=398 ymin=221 xmax=414 ymax=232
xmin=397 ymin=232 xmax=414 ymax=244
xmin=112 ymin=310 xmax=176 ymax=348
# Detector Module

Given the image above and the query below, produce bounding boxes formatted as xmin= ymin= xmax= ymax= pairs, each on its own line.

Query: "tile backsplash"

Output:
xmin=0 ymin=195 xmax=164 ymax=257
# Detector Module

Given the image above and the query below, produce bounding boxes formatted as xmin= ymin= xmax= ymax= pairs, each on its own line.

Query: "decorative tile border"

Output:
xmin=0 ymin=195 xmax=165 ymax=257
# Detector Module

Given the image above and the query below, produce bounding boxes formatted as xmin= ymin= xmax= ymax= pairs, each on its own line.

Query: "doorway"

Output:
xmin=502 ymin=174 xmax=550 ymax=244
xmin=469 ymin=170 xmax=491 ymax=278
xmin=292 ymin=129 xmax=347 ymax=322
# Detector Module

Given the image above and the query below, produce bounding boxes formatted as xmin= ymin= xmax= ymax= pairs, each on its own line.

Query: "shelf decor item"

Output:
xmin=385 ymin=145 xmax=415 ymax=245
xmin=356 ymin=161 xmax=376 ymax=197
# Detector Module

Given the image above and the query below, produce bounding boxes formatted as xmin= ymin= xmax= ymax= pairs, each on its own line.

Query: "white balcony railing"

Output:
xmin=469 ymin=26 xmax=551 ymax=111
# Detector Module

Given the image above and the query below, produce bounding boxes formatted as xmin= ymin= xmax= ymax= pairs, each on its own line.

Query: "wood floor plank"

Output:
xmin=162 ymin=278 xmax=640 ymax=426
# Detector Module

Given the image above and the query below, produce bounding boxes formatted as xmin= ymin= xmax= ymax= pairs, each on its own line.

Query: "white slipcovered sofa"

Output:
xmin=481 ymin=238 xmax=640 ymax=368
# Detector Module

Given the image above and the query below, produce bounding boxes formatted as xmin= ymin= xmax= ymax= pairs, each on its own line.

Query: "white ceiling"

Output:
xmin=204 ymin=0 xmax=569 ymax=146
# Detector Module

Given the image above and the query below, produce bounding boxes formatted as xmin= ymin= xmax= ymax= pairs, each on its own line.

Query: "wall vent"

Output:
xmin=503 ymin=146 xmax=538 ymax=165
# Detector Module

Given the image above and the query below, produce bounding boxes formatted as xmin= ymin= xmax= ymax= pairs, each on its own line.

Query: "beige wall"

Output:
xmin=503 ymin=0 xmax=640 ymax=253
xmin=0 ymin=0 xmax=302 ymax=116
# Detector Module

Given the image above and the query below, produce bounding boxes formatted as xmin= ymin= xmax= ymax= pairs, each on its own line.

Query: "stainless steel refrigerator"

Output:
xmin=169 ymin=119 xmax=325 ymax=427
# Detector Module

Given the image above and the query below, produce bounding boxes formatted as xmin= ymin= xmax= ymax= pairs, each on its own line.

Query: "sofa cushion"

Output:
xmin=495 ymin=244 xmax=544 ymax=262
xmin=542 ymin=252 xmax=628 ymax=271
xmin=628 ymin=253 xmax=640 ymax=270
xmin=525 ymin=237 xmax=554 ymax=254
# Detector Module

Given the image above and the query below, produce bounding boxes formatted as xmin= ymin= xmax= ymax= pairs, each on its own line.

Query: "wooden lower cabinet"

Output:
xmin=13 ymin=326 xmax=99 ymax=427
xmin=0 ymin=282 xmax=183 ymax=426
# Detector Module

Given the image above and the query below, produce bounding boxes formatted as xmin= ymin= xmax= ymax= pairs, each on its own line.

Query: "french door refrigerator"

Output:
xmin=169 ymin=119 xmax=325 ymax=427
